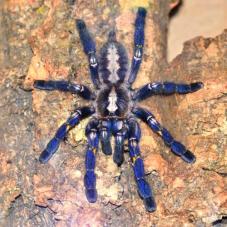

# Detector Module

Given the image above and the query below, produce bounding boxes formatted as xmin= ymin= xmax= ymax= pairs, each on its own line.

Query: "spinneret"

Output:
xmin=34 ymin=7 xmax=203 ymax=212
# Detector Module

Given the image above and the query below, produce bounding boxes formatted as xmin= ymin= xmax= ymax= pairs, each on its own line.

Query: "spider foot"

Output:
xmin=171 ymin=141 xmax=196 ymax=163
xmin=143 ymin=197 xmax=156 ymax=212
xmin=137 ymin=178 xmax=152 ymax=198
xmin=137 ymin=178 xmax=156 ymax=212
xmin=84 ymin=170 xmax=97 ymax=201
xmin=39 ymin=151 xmax=53 ymax=164
xmin=181 ymin=150 xmax=196 ymax=163
xmin=190 ymin=82 xmax=204 ymax=92
xmin=85 ymin=188 xmax=97 ymax=203
xmin=39 ymin=138 xmax=60 ymax=164
xmin=76 ymin=19 xmax=86 ymax=30
xmin=137 ymin=7 xmax=147 ymax=17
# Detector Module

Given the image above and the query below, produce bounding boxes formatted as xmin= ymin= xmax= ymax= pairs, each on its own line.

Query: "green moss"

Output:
xmin=36 ymin=4 xmax=49 ymax=15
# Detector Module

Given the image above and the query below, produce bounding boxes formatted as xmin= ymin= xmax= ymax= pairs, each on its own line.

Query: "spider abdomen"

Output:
xmin=99 ymin=40 xmax=128 ymax=85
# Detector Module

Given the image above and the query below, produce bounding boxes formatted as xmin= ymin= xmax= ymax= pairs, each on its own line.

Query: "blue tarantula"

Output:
xmin=34 ymin=8 xmax=203 ymax=212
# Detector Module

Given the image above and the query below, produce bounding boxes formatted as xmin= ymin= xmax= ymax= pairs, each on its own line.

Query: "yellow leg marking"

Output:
xmin=157 ymin=130 xmax=162 ymax=136
xmin=132 ymin=155 xmax=140 ymax=164
xmin=66 ymin=124 xmax=71 ymax=131
xmin=92 ymin=148 xmax=97 ymax=154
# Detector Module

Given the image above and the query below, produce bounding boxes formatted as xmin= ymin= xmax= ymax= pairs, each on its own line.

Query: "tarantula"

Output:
xmin=34 ymin=8 xmax=203 ymax=212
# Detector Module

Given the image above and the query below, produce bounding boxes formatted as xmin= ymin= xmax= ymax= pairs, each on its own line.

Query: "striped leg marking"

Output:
xmin=133 ymin=82 xmax=204 ymax=101
xmin=127 ymin=118 xmax=156 ymax=212
xmin=39 ymin=106 xmax=95 ymax=163
xmin=84 ymin=118 xmax=99 ymax=203
xmin=133 ymin=107 xmax=196 ymax=163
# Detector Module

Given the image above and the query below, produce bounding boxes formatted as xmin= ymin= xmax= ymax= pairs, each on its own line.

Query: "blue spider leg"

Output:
xmin=127 ymin=118 xmax=156 ymax=212
xmin=76 ymin=19 xmax=100 ymax=89
xmin=39 ymin=106 xmax=95 ymax=163
xmin=133 ymin=81 xmax=204 ymax=101
xmin=34 ymin=80 xmax=95 ymax=100
xmin=132 ymin=107 xmax=196 ymax=163
xmin=99 ymin=119 xmax=112 ymax=155
xmin=128 ymin=7 xmax=147 ymax=86
xmin=84 ymin=118 xmax=99 ymax=203
xmin=114 ymin=130 xmax=125 ymax=166
xmin=112 ymin=120 xmax=127 ymax=166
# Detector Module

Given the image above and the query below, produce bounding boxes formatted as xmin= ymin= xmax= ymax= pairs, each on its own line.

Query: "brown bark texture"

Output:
xmin=0 ymin=0 xmax=226 ymax=226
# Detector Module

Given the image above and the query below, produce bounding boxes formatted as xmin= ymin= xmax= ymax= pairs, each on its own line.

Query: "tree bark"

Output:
xmin=0 ymin=0 xmax=226 ymax=226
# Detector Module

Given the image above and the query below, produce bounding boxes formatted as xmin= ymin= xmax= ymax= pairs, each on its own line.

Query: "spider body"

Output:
xmin=34 ymin=8 xmax=203 ymax=212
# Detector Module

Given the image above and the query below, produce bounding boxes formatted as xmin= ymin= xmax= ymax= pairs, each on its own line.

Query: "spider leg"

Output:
xmin=84 ymin=118 xmax=99 ymax=203
xmin=39 ymin=106 xmax=95 ymax=163
xmin=127 ymin=118 xmax=156 ymax=212
xmin=133 ymin=81 xmax=204 ymax=101
xmin=112 ymin=120 xmax=127 ymax=166
xmin=128 ymin=7 xmax=147 ymax=86
xmin=34 ymin=80 xmax=95 ymax=100
xmin=132 ymin=107 xmax=196 ymax=163
xmin=76 ymin=19 xmax=100 ymax=89
xmin=99 ymin=119 xmax=112 ymax=155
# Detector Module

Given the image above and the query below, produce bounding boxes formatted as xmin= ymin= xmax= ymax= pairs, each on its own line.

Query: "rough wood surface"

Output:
xmin=0 ymin=0 xmax=226 ymax=226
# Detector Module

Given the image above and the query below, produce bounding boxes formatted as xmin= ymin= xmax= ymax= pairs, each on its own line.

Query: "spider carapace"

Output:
xmin=34 ymin=8 xmax=203 ymax=212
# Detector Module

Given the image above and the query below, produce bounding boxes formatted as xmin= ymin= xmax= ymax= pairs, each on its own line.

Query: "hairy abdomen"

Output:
xmin=99 ymin=41 xmax=128 ymax=85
